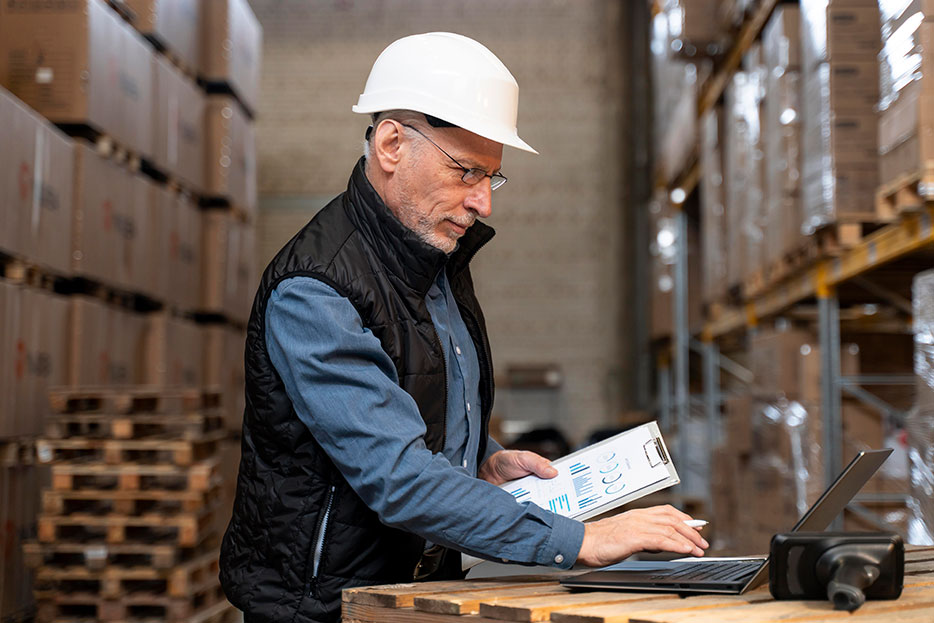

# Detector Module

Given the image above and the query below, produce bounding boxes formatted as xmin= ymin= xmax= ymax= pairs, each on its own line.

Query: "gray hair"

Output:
xmin=362 ymin=109 xmax=427 ymax=160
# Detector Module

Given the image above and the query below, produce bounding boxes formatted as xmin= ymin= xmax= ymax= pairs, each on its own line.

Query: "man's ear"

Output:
xmin=372 ymin=119 xmax=405 ymax=174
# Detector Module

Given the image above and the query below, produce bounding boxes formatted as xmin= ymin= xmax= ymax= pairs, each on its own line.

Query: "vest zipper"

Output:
xmin=310 ymin=485 xmax=336 ymax=594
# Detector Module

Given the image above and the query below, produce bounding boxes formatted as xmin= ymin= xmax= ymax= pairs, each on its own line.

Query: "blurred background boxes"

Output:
xmin=153 ymin=55 xmax=206 ymax=192
xmin=201 ymin=0 xmax=263 ymax=116
xmin=123 ymin=0 xmax=200 ymax=74
xmin=0 ymin=0 xmax=154 ymax=159
xmin=200 ymin=210 xmax=256 ymax=325
xmin=205 ymin=95 xmax=257 ymax=219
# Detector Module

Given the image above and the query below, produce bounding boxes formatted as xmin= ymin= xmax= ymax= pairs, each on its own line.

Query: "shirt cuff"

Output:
xmin=480 ymin=435 xmax=505 ymax=466
xmin=543 ymin=513 xmax=585 ymax=570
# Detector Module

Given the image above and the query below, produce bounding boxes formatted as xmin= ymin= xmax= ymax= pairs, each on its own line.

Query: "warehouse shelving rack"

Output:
xmin=653 ymin=0 xmax=925 ymax=532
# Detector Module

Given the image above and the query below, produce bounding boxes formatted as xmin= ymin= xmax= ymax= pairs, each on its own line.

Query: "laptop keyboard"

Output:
xmin=649 ymin=561 xmax=762 ymax=583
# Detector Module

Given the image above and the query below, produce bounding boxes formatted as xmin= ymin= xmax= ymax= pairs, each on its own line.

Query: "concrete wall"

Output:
xmin=251 ymin=0 xmax=628 ymax=444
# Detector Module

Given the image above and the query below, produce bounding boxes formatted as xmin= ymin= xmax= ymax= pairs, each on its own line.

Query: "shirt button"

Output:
xmin=455 ymin=346 xmax=462 ymax=355
xmin=466 ymin=403 xmax=471 ymax=412
xmin=554 ymin=554 xmax=565 ymax=564
xmin=462 ymin=459 xmax=468 ymax=468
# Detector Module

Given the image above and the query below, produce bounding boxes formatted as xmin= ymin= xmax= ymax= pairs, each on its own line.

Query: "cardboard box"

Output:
xmin=763 ymin=5 xmax=802 ymax=70
xmin=0 ymin=463 xmax=43 ymax=619
xmin=0 ymin=0 xmax=154 ymax=158
xmin=151 ymin=187 xmax=201 ymax=311
xmin=201 ymin=211 xmax=256 ymax=324
xmin=122 ymin=0 xmax=200 ymax=72
xmin=204 ymin=325 xmax=246 ymax=431
xmin=205 ymin=95 xmax=257 ymax=218
xmin=801 ymin=0 xmax=882 ymax=66
xmin=201 ymin=0 xmax=263 ymax=115
xmin=143 ymin=312 xmax=203 ymax=388
xmin=67 ymin=296 xmax=144 ymax=386
xmin=0 ymin=88 xmax=74 ymax=274
xmin=725 ymin=394 xmax=753 ymax=455
xmin=153 ymin=55 xmax=206 ymax=193
xmin=0 ymin=282 xmax=19 ymax=438
xmin=10 ymin=289 xmax=68 ymax=438
xmin=72 ymin=143 xmax=155 ymax=295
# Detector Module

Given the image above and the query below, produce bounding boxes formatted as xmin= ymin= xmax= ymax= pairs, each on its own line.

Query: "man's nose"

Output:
xmin=464 ymin=180 xmax=493 ymax=218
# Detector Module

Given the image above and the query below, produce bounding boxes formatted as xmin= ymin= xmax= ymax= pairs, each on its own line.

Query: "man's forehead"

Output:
xmin=439 ymin=128 xmax=504 ymax=170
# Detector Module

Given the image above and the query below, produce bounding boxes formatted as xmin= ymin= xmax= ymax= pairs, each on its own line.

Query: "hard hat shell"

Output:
xmin=353 ymin=32 xmax=537 ymax=154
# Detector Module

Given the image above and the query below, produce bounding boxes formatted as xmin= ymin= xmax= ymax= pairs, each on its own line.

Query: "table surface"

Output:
xmin=342 ymin=546 xmax=934 ymax=623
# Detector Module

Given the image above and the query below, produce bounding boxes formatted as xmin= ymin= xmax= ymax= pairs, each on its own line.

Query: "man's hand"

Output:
xmin=576 ymin=505 xmax=709 ymax=567
xmin=478 ymin=450 xmax=557 ymax=485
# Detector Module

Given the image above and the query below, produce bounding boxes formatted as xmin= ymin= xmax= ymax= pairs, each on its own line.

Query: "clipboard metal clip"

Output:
xmin=643 ymin=437 xmax=670 ymax=467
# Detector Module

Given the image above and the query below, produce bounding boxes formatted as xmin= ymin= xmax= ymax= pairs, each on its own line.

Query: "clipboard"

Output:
xmin=498 ymin=421 xmax=679 ymax=522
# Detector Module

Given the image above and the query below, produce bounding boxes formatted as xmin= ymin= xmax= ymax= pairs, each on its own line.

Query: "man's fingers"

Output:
xmin=519 ymin=451 xmax=558 ymax=479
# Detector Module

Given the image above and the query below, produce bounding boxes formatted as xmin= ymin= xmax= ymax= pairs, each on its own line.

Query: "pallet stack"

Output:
xmin=24 ymin=387 xmax=231 ymax=622
xmin=0 ymin=0 xmax=261 ymax=617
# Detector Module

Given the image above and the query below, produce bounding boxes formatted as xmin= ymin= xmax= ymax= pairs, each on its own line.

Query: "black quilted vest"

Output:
xmin=219 ymin=158 xmax=496 ymax=623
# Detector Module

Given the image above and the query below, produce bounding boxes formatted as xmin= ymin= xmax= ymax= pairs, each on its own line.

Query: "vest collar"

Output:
xmin=343 ymin=157 xmax=495 ymax=296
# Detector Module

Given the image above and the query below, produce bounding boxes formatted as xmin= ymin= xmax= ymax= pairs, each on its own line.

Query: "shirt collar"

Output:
xmin=342 ymin=157 xmax=495 ymax=297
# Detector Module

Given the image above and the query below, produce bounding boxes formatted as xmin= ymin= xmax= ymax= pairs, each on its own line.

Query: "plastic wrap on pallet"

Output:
xmin=763 ymin=6 xmax=804 ymax=265
xmin=908 ymin=269 xmax=934 ymax=544
xmin=877 ymin=0 xmax=934 ymax=187
xmin=753 ymin=398 xmax=824 ymax=526
xmin=800 ymin=0 xmax=882 ymax=232
xmin=700 ymin=108 xmax=727 ymax=304
xmin=723 ymin=67 xmax=762 ymax=287
xmin=652 ymin=5 xmax=713 ymax=183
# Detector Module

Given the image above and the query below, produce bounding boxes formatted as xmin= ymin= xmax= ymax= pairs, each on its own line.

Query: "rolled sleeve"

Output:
xmin=264 ymin=276 xmax=585 ymax=567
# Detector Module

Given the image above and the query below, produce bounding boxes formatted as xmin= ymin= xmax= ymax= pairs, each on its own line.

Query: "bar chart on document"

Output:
xmin=501 ymin=422 xmax=679 ymax=521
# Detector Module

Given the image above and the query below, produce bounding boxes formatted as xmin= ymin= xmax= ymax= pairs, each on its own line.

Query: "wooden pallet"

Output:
xmin=37 ymin=506 xmax=215 ymax=547
xmin=50 ymin=458 xmax=220 ymax=493
xmin=44 ymin=410 xmax=225 ymax=442
xmin=37 ymin=429 xmax=226 ymax=466
xmin=876 ymin=168 xmax=934 ymax=218
xmin=23 ymin=541 xmax=202 ymax=571
xmin=0 ymin=251 xmax=69 ymax=291
xmin=35 ymin=579 xmax=229 ymax=623
xmin=48 ymin=387 xmax=221 ymax=417
xmin=341 ymin=547 xmax=934 ymax=623
xmin=33 ymin=550 xmax=219 ymax=599
xmin=40 ymin=483 xmax=221 ymax=517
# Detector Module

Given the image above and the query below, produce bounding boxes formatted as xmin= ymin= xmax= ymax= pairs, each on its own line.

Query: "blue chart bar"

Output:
xmin=549 ymin=493 xmax=571 ymax=514
xmin=577 ymin=495 xmax=600 ymax=510
xmin=569 ymin=462 xmax=589 ymax=476
xmin=509 ymin=488 xmax=531 ymax=502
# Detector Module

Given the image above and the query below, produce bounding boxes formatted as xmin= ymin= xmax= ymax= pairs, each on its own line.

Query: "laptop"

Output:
xmin=560 ymin=448 xmax=893 ymax=594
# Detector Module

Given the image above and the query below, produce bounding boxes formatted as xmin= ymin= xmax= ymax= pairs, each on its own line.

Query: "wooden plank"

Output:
xmin=630 ymin=583 xmax=934 ymax=622
xmin=343 ymin=601 xmax=504 ymax=623
xmin=342 ymin=576 xmax=559 ymax=608
xmin=483 ymin=591 xmax=682 ymax=622
xmin=550 ymin=590 xmax=772 ymax=623
xmin=415 ymin=584 xmax=569 ymax=616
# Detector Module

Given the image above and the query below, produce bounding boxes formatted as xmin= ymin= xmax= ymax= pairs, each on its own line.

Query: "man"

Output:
xmin=219 ymin=32 xmax=707 ymax=623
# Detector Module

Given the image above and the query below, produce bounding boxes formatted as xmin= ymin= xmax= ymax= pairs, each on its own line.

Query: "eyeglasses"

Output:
xmin=400 ymin=123 xmax=507 ymax=191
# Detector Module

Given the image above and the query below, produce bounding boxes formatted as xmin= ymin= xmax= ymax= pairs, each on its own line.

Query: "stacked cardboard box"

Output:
xmin=200 ymin=211 xmax=256 ymax=325
xmin=66 ymin=296 xmax=146 ymax=387
xmin=72 ymin=143 xmax=157 ymax=297
xmin=201 ymin=0 xmax=263 ymax=116
xmin=800 ymin=0 xmax=882 ymax=231
xmin=0 ymin=0 xmax=154 ymax=159
xmin=205 ymin=95 xmax=257 ymax=219
xmin=762 ymin=6 xmax=805 ymax=267
xmin=0 ymin=452 xmax=43 ymax=621
xmin=143 ymin=312 xmax=204 ymax=388
xmin=150 ymin=186 xmax=203 ymax=312
xmin=204 ymin=326 xmax=246 ymax=432
xmin=0 ymin=88 xmax=74 ymax=274
xmin=877 ymin=1 xmax=934 ymax=187
xmin=123 ymin=0 xmax=200 ymax=74
xmin=153 ymin=55 xmax=206 ymax=193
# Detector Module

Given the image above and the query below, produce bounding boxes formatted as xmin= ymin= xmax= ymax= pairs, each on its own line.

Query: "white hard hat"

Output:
xmin=353 ymin=32 xmax=537 ymax=154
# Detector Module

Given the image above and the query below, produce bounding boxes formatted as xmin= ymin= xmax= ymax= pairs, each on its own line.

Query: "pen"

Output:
xmin=684 ymin=519 xmax=708 ymax=528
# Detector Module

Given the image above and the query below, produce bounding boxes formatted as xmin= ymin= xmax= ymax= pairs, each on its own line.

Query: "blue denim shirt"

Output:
xmin=266 ymin=274 xmax=584 ymax=568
